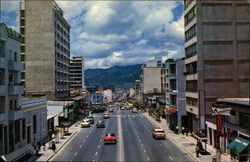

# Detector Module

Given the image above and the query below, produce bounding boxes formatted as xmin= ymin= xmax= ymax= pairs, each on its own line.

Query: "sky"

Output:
xmin=1 ymin=0 xmax=184 ymax=69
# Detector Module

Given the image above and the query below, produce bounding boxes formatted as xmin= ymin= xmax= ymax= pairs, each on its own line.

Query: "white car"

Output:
xmin=132 ymin=108 xmax=138 ymax=113
xmin=81 ymin=119 xmax=90 ymax=128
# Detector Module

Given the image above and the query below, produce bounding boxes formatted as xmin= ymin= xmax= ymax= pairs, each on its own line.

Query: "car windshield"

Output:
xmin=106 ymin=133 xmax=115 ymax=136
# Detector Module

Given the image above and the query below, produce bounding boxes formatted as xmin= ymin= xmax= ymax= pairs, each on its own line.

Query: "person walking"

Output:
xmin=51 ymin=141 xmax=56 ymax=153
xmin=182 ymin=127 xmax=185 ymax=135
xmin=195 ymin=143 xmax=200 ymax=157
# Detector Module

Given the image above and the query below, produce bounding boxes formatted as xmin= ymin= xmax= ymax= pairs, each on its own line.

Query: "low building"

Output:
xmin=103 ymin=89 xmax=113 ymax=103
xmin=206 ymin=98 xmax=249 ymax=161
xmin=165 ymin=58 xmax=186 ymax=132
xmin=129 ymin=88 xmax=135 ymax=97
xmin=91 ymin=92 xmax=104 ymax=105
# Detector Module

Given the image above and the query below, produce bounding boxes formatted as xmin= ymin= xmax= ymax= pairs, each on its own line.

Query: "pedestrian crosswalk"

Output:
xmin=92 ymin=114 xmax=145 ymax=118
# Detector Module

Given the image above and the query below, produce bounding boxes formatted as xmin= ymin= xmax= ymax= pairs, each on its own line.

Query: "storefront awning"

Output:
xmin=227 ymin=137 xmax=249 ymax=155
xmin=166 ymin=108 xmax=177 ymax=113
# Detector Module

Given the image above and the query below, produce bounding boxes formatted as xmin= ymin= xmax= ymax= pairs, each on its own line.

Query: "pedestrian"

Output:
xmin=175 ymin=126 xmax=179 ymax=134
xmin=51 ymin=141 xmax=56 ymax=153
xmin=195 ymin=143 xmax=200 ymax=157
xmin=42 ymin=142 xmax=46 ymax=151
xmin=185 ymin=127 xmax=189 ymax=136
xmin=182 ymin=127 xmax=185 ymax=135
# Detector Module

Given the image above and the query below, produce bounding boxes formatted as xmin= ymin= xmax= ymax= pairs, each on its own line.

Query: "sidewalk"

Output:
xmin=144 ymin=113 xmax=231 ymax=162
xmin=28 ymin=122 xmax=81 ymax=162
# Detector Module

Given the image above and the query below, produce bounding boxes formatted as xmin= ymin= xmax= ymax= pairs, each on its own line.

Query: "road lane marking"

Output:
xmin=143 ymin=149 xmax=146 ymax=153
xmin=80 ymin=145 xmax=82 ymax=148
xmin=98 ymin=145 xmax=100 ymax=148
xmin=117 ymin=115 xmax=125 ymax=161
xmin=83 ymin=140 xmax=86 ymax=143
xmin=86 ymin=135 xmax=89 ymax=138
xmin=95 ymin=152 xmax=98 ymax=156
xmin=169 ymin=156 xmax=173 ymax=160
xmin=100 ymin=139 xmax=102 ymax=142
xmin=147 ymin=157 xmax=150 ymax=161
xmin=74 ymin=152 xmax=77 ymax=156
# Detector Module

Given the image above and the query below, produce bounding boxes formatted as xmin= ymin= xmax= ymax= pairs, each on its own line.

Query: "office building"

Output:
xmin=69 ymin=56 xmax=85 ymax=92
xmin=20 ymin=0 xmax=71 ymax=99
xmin=184 ymin=0 xmax=250 ymax=138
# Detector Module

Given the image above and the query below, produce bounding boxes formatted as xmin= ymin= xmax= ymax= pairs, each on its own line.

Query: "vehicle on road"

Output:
xmin=109 ymin=108 xmax=114 ymax=112
xmin=103 ymin=113 xmax=110 ymax=119
xmin=120 ymin=107 xmax=125 ymax=110
xmin=104 ymin=133 xmax=117 ymax=144
xmin=81 ymin=119 xmax=91 ymax=128
xmin=152 ymin=129 xmax=166 ymax=139
xmin=87 ymin=115 xmax=94 ymax=124
xmin=96 ymin=120 xmax=105 ymax=128
xmin=132 ymin=108 xmax=138 ymax=113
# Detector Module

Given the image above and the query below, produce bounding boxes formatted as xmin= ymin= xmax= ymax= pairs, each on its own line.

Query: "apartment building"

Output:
xmin=165 ymin=59 xmax=186 ymax=132
xmin=184 ymin=0 xmax=250 ymax=138
xmin=0 ymin=23 xmax=24 ymax=159
xmin=20 ymin=0 xmax=71 ymax=99
xmin=69 ymin=56 xmax=85 ymax=92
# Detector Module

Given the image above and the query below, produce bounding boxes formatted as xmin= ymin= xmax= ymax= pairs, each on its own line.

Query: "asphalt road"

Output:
xmin=52 ymin=109 xmax=193 ymax=161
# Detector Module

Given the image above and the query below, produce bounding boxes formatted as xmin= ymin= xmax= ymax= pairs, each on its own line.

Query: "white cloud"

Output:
xmin=78 ymin=33 xmax=129 ymax=43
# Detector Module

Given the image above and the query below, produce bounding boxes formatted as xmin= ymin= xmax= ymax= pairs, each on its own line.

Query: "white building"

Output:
xmin=129 ymin=88 xmax=135 ymax=97
xmin=103 ymin=89 xmax=113 ymax=103
xmin=0 ymin=23 xmax=24 ymax=160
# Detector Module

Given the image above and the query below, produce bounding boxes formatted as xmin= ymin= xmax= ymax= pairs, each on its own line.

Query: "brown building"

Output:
xmin=184 ymin=0 xmax=250 ymax=137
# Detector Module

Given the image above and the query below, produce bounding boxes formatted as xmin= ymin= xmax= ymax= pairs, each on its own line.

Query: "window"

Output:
xmin=185 ymin=24 xmax=196 ymax=42
xmin=184 ymin=0 xmax=194 ymax=9
xmin=20 ymin=19 xmax=25 ymax=26
xmin=33 ymin=115 xmax=36 ymax=134
xmin=21 ymin=45 xmax=25 ymax=53
xmin=185 ymin=43 xmax=197 ymax=58
xmin=14 ymin=121 xmax=20 ymax=144
xmin=185 ymin=6 xmax=196 ymax=26
xmin=9 ymin=100 xmax=13 ymax=110
xmin=20 ymin=10 xmax=25 ymax=17
xmin=186 ymin=97 xmax=197 ymax=106
xmin=186 ymin=80 xmax=197 ymax=92
xmin=185 ymin=62 xmax=197 ymax=75
xmin=14 ymin=52 xmax=18 ymax=61
xmin=22 ymin=119 xmax=26 ymax=139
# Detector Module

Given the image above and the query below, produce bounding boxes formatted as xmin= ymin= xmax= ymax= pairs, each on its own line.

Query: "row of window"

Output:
xmin=186 ymin=80 xmax=197 ymax=92
xmin=185 ymin=62 xmax=197 ymax=75
xmin=184 ymin=0 xmax=194 ymax=9
xmin=185 ymin=6 xmax=196 ymax=26
xmin=185 ymin=24 xmax=196 ymax=42
xmin=185 ymin=43 xmax=197 ymax=58
xmin=186 ymin=97 xmax=197 ymax=106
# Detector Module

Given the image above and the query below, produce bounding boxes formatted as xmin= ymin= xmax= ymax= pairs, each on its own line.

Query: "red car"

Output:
xmin=104 ymin=133 xmax=116 ymax=144
xmin=152 ymin=129 xmax=166 ymax=139
xmin=103 ymin=113 xmax=110 ymax=119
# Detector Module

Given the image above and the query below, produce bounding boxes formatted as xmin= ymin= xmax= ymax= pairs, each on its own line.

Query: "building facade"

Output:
xmin=184 ymin=0 xmax=250 ymax=135
xmin=91 ymin=92 xmax=104 ymax=105
xmin=0 ymin=23 xmax=24 ymax=158
xmin=165 ymin=59 xmax=186 ymax=132
xmin=103 ymin=89 xmax=113 ymax=103
xmin=20 ymin=0 xmax=71 ymax=99
xmin=69 ymin=56 xmax=85 ymax=92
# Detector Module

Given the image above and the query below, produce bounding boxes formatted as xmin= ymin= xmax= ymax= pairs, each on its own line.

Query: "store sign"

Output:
xmin=211 ymin=107 xmax=231 ymax=116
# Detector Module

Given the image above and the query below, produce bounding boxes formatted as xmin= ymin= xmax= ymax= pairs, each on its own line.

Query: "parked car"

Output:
xmin=104 ymin=133 xmax=116 ymax=144
xmin=132 ymin=108 xmax=138 ymax=113
xmin=81 ymin=119 xmax=91 ymax=128
xmin=96 ymin=120 xmax=105 ymax=128
xmin=103 ymin=113 xmax=110 ymax=119
xmin=87 ymin=116 xmax=94 ymax=124
xmin=109 ymin=108 xmax=114 ymax=112
xmin=152 ymin=129 xmax=166 ymax=139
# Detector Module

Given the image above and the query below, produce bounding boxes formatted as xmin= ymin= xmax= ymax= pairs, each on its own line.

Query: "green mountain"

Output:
xmin=85 ymin=64 xmax=142 ymax=87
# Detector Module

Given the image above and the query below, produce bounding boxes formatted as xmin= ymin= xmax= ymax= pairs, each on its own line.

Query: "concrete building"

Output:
xmin=165 ymin=59 xmax=186 ymax=132
xmin=91 ymin=92 xmax=104 ymax=105
xmin=135 ymin=80 xmax=141 ymax=96
xmin=129 ymin=88 xmax=135 ymax=97
xmin=184 ymin=0 xmax=250 ymax=137
xmin=103 ymin=89 xmax=113 ymax=103
xmin=207 ymin=98 xmax=249 ymax=160
xmin=69 ymin=56 xmax=85 ymax=92
xmin=20 ymin=0 xmax=71 ymax=99
xmin=0 ymin=23 xmax=24 ymax=159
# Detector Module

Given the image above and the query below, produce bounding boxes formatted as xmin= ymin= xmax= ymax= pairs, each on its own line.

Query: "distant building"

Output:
xmin=91 ymin=92 xmax=104 ymax=105
xmin=103 ymin=89 xmax=113 ymax=103
xmin=20 ymin=0 xmax=71 ymax=99
xmin=123 ymin=82 xmax=135 ymax=91
xmin=165 ymin=59 xmax=186 ymax=132
xmin=129 ymin=88 xmax=135 ymax=97
xmin=86 ymin=86 xmax=98 ymax=94
xmin=0 ymin=23 xmax=24 ymax=159
xmin=69 ymin=56 xmax=85 ymax=92
xmin=135 ymin=80 xmax=141 ymax=96
xmin=184 ymin=0 xmax=250 ymax=137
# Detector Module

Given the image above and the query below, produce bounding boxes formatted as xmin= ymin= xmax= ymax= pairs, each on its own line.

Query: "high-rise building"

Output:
xmin=20 ymin=0 xmax=71 ymax=99
xmin=0 ymin=23 xmax=24 ymax=157
xmin=184 ymin=0 xmax=250 ymax=137
xmin=69 ymin=56 xmax=85 ymax=92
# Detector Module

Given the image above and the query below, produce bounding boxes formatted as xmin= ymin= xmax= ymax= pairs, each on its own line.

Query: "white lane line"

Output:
xmin=95 ymin=152 xmax=98 ymax=156
xmin=83 ymin=140 xmax=86 ymax=143
xmin=169 ymin=156 xmax=173 ymax=160
xmin=147 ymin=157 xmax=150 ymax=161
xmin=143 ymin=149 xmax=146 ymax=153
xmin=98 ymin=145 xmax=100 ymax=148
xmin=117 ymin=115 xmax=125 ymax=161
xmin=100 ymin=139 xmax=102 ymax=142
xmin=74 ymin=152 xmax=77 ymax=156
xmin=80 ymin=145 xmax=82 ymax=148
xmin=86 ymin=135 xmax=89 ymax=138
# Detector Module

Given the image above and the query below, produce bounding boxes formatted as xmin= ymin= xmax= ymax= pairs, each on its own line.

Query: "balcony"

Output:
xmin=8 ymin=60 xmax=23 ymax=71
xmin=0 ymin=57 xmax=6 ymax=68
xmin=0 ymin=85 xmax=6 ymax=96
xmin=8 ymin=85 xmax=24 ymax=95
xmin=9 ymin=109 xmax=23 ymax=121
xmin=0 ymin=113 xmax=6 ymax=125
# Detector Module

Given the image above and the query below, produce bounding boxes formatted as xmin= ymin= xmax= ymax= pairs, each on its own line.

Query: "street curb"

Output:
xmin=143 ymin=113 xmax=199 ymax=162
xmin=46 ymin=130 xmax=79 ymax=161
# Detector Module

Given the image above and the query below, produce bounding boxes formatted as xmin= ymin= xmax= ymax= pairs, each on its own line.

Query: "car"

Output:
xmin=81 ymin=119 xmax=91 ymax=128
xmin=109 ymin=108 xmax=114 ymax=112
xmin=96 ymin=120 xmax=105 ymax=128
xmin=120 ymin=107 xmax=125 ymax=110
xmin=87 ymin=116 xmax=94 ymax=124
xmin=104 ymin=133 xmax=117 ymax=144
xmin=132 ymin=108 xmax=138 ymax=113
xmin=152 ymin=129 xmax=166 ymax=139
xmin=103 ymin=113 xmax=110 ymax=119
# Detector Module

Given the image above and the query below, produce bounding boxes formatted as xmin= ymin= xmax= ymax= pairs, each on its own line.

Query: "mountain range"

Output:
xmin=85 ymin=64 xmax=142 ymax=88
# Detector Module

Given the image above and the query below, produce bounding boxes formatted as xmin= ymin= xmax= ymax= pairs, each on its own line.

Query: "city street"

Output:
xmin=52 ymin=109 xmax=193 ymax=161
